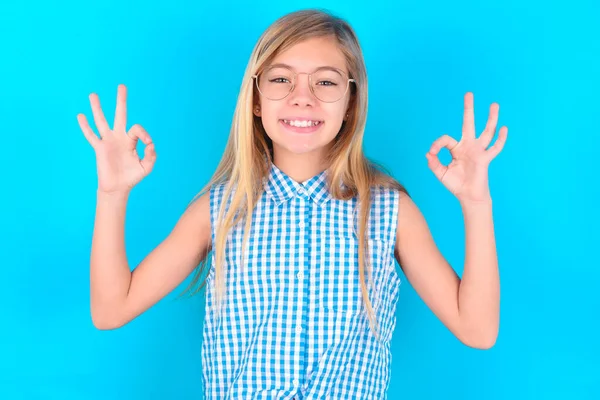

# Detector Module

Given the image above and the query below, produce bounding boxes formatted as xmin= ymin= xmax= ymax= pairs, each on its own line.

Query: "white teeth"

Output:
xmin=283 ymin=120 xmax=322 ymax=127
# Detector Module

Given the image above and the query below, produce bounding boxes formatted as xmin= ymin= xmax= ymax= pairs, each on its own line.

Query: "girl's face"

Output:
xmin=254 ymin=36 xmax=352 ymax=162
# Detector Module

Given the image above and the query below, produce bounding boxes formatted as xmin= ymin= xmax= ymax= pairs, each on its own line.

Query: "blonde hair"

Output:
xmin=180 ymin=8 xmax=408 ymax=341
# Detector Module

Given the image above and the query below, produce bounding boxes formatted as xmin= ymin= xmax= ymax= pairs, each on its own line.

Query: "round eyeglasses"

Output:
xmin=252 ymin=65 xmax=356 ymax=103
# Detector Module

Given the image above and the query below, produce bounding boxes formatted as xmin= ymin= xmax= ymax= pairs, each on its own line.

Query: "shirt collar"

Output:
xmin=264 ymin=162 xmax=333 ymax=206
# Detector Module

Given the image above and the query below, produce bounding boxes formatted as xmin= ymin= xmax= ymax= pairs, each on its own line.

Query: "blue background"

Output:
xmin=1 ymin=0 xmax=598 ymax=399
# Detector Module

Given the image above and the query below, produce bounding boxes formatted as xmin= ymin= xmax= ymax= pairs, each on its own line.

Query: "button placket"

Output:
xmin=295 ymin=185 xmax=312 ymax=384
xmin=296 ymin=192 xmax=309 ymax=283
xmin=297 ymin=201 xmax=308 ymax=280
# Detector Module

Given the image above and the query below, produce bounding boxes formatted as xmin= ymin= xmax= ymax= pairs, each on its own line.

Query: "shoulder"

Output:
xmin=367 ymin=184 xmax=406 ymax=220
xmin=161 ymin=188 xmax=213 ymax=256
xmin=365 ymin=185 xmax=404 ymax=243
xmin=369 ymin=184 xmax=401 ymax=203
xmin=393 ymin=190 xmax=431 ymax=260
xmin=208 ymin=181 xmax=228 ymax=201
xmin=394 ymin=189 xmax=421 ymax=230
xmin=183 ymin=189 xmax=212 ymax=230
xmin=207 ymin=180 xmax=239 ymax=206
xmin=365 ymin=183 xmax=419 ymax=255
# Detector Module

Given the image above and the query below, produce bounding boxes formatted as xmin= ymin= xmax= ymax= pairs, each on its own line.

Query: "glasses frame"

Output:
xmin=251 ymin=65 xmax=356 ymax=103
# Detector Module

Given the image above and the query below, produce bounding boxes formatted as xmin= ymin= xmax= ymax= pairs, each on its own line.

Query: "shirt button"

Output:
xmin=298 ymin=221 xmax=305 ymax=228
xmin=298 ymin=187 xmax=305 ymax=195
xmin=295 ymin=326 xmax=302 ymax=334
xmin=293 ymin=379 xmax=299 ymax=386
xmin=297 ymin=271 xmax=304 ymax=279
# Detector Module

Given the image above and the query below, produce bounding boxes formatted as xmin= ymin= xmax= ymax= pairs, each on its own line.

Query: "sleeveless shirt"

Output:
xmin=201 ymin=162 xmax=401 ymax=399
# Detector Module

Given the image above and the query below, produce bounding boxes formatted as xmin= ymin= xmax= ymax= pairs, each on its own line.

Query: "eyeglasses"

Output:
xmin=252 ymin=65 xmax=356 ymax=103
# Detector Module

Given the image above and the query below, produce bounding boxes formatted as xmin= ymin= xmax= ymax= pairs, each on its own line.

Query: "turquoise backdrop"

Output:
xmin=0 ymin=0 xmax=597 ymax=398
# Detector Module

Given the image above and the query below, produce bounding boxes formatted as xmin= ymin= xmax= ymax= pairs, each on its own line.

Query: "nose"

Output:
xmin=287 ymin=72 xmax=315 ymax=107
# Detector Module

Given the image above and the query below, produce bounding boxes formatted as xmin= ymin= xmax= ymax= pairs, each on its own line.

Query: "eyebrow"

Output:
xmin=268 ymin=63 xmax=347 ymax=75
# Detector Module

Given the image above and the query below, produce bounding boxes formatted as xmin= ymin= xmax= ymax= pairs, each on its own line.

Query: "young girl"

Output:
xmin=78 ymin=8 xmax=507 ymax=400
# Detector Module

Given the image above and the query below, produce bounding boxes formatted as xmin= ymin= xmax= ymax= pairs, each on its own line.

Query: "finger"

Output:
xmin=429 ymin=134 xmax=459 ymax=156
xmin=484 ymin=126 xmax=508 ymax=162
xmin=114 ymin=84 xmax=127 ymax=133
xmin=128 ymin=124 xmax=156 ymax=174
xmin=462 ymin=92 xmax=476 ymax=139
xmin=89 ymin=93 xmax=111 ymax=137
xmin=127 ymin=124 xmax=153 ymax=145
xmin=140 ymin=142 xmax=157 ymax=174
xmin=479 ymin=103 xmax=499 ymax=148
xmin=425 ymin=151 xmax=447 ymax=181
xmin=77 ymin=113 xmax=100 ymax=148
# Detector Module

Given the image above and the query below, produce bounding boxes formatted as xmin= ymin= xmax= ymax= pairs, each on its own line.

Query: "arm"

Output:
xmin=395 ymin=91 xmax=507 ymax=349
xmin=91 ymin=190 xmax=211 ymax=330
xmin=90 ymin=193 xmax=211 ymax=329
xmin=78 ymin=84 xmax=213 ymax=330
xmin=394 ymin=193 xmax=499 ymax=349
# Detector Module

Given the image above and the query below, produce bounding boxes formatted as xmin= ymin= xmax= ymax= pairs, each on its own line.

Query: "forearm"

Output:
xmin=90 ymin=190 xmax=132 ymax=328
xmin=457 ymin=200 xmax=500 ymax=347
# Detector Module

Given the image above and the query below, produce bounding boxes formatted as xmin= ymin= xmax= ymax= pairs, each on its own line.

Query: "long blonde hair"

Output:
xmin=180 ymin=8 xmax=409 ymax=340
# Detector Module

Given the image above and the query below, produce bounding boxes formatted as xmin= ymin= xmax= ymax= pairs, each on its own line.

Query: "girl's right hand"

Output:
xmin=77 ymin=84 xmax=156 ymax=194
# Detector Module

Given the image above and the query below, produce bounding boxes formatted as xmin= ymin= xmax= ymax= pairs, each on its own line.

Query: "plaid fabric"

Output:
xmin=201 ymin=162 xmax=401 ymax=399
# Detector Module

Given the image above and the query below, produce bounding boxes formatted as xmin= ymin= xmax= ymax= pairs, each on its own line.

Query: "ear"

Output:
xmin=343 ymin=105 xmax=351 ymax=121
xmin=343 ymin=96 xmax=354 ymax=121
xmin=253 ymin=104 xmax=261 ymax=117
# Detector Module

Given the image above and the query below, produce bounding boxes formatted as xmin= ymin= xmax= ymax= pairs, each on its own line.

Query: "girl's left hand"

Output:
xmin=426 ymin=92 xmax=508 ymax=204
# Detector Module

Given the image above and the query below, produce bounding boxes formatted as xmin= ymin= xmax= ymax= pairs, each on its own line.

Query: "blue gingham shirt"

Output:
xmin=201 ymin=163 xmax=401 ymax=399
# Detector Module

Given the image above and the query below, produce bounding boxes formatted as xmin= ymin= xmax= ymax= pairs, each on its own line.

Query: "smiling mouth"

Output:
xmin=281 ymin=119 xmax=324 ymax=127
xmin=279 ymin=119 xmax=324 ymax=134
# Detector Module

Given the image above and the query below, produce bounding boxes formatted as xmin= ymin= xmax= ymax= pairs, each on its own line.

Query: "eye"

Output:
xmin=317 ymin=80 xmax=337 ymax=86
xmin=271 ymin=77 xmax=291 ymax=84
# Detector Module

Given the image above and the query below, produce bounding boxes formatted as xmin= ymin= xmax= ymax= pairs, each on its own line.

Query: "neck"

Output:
xmin=273 ymin=147 xmax=329 ymax=183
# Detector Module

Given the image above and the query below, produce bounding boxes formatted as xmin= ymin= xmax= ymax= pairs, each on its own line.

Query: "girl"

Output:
xmin=78 ymin=8 xmax=507 ymax=400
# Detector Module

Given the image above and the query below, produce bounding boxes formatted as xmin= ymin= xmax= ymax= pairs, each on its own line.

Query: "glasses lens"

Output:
xmin=258 ymin=66 xmax=294 ymax=100
xmin=312 ymin=68 xmax=348 ymax=102
xmin=256 ymin=66 xmax=351 ymax=102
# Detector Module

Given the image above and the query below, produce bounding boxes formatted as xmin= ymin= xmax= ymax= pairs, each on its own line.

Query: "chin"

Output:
xmin=275 ymin=141 xmax=321 ymax=156
xmin=264 ymin=121 xmax=339 ymax=156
